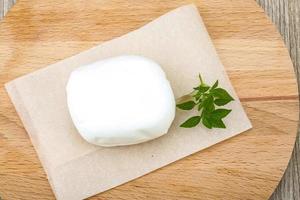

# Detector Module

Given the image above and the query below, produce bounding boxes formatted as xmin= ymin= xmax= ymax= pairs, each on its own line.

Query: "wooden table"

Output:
xmin=0 ymin=1 xmax=299 ymax=199
xmin=255 ymin=1 xmax=300 ymax=200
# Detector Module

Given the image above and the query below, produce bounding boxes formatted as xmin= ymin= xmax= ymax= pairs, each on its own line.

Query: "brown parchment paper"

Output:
xmin=5 ymin=4 xmax=252 ymax=200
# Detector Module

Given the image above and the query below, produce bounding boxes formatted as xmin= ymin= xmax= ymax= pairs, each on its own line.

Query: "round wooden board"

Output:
xmin=0 ymin=0 xmax=298 ymax=199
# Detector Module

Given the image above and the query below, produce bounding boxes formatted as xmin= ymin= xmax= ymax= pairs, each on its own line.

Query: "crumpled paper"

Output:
xmin=5 ymin=4 xmax=252 ymax=200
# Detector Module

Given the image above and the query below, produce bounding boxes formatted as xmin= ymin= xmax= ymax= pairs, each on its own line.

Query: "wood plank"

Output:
xmin=256 ymin=0 xmax=300 ymax=199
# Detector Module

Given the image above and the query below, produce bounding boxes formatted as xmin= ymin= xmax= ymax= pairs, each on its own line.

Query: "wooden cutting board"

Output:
xmin=0 ymin=0 xmax=298 ymax=199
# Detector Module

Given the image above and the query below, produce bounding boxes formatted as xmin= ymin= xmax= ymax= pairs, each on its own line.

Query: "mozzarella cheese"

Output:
xmin=66 ymin=55 xmax=176 ymax=147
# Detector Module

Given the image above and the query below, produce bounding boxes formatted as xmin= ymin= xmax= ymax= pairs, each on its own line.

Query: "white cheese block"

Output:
xmin=66 ymin=55 xmax=176 ymax=147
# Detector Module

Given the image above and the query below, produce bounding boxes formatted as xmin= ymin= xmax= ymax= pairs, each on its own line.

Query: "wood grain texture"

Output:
xmin=255 ymin=1 xmax=300 ymax=200
xmin=0 ymin=0 xmax=299 ymax=199
xmin=0 ymin=0 xmax=15 ymax=19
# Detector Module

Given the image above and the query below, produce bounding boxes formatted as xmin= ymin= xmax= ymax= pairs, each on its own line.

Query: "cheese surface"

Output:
xmin=66 ymin=55 xmax=176 ymax=147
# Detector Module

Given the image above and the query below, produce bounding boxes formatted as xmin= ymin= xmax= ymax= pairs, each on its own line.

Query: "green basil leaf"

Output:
xmin=180 ymin=116 xmax=201 ymax=128
xmin=214 ymin=98 xmax=232 ymax=106
xmin=206 ymin=101 xmax=215 ymax=112
xmin=194 ymin=84 xmax=210 ymax=93
xmin=211 ymin=109 xmax=232 ymax=119
xmin=211 ymin=80 xmax=219 ymax=90
xmin=210 ymin=118 xmax=226 ymax=128
xmin=211 ymin=88 xmax=234 ymax=101
xmin=178 ymin=74 xmax=234 ymax=130
xmin=176 ymin=101 xmax=196 ymax=110
xmin=202 ymin=95 xmax=213 ymax=108
xmin=193 ymin=91 xmax=202 ymax=101
xmin=198 ymin=102 xmax=203 ymax=111
xmin=202 ymin=116 xmax=212 ymax=129
xmin=202 ymin=95 xmax=214 ymax=113
xmin=199 ymin=85 xmax=210 ymax=93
